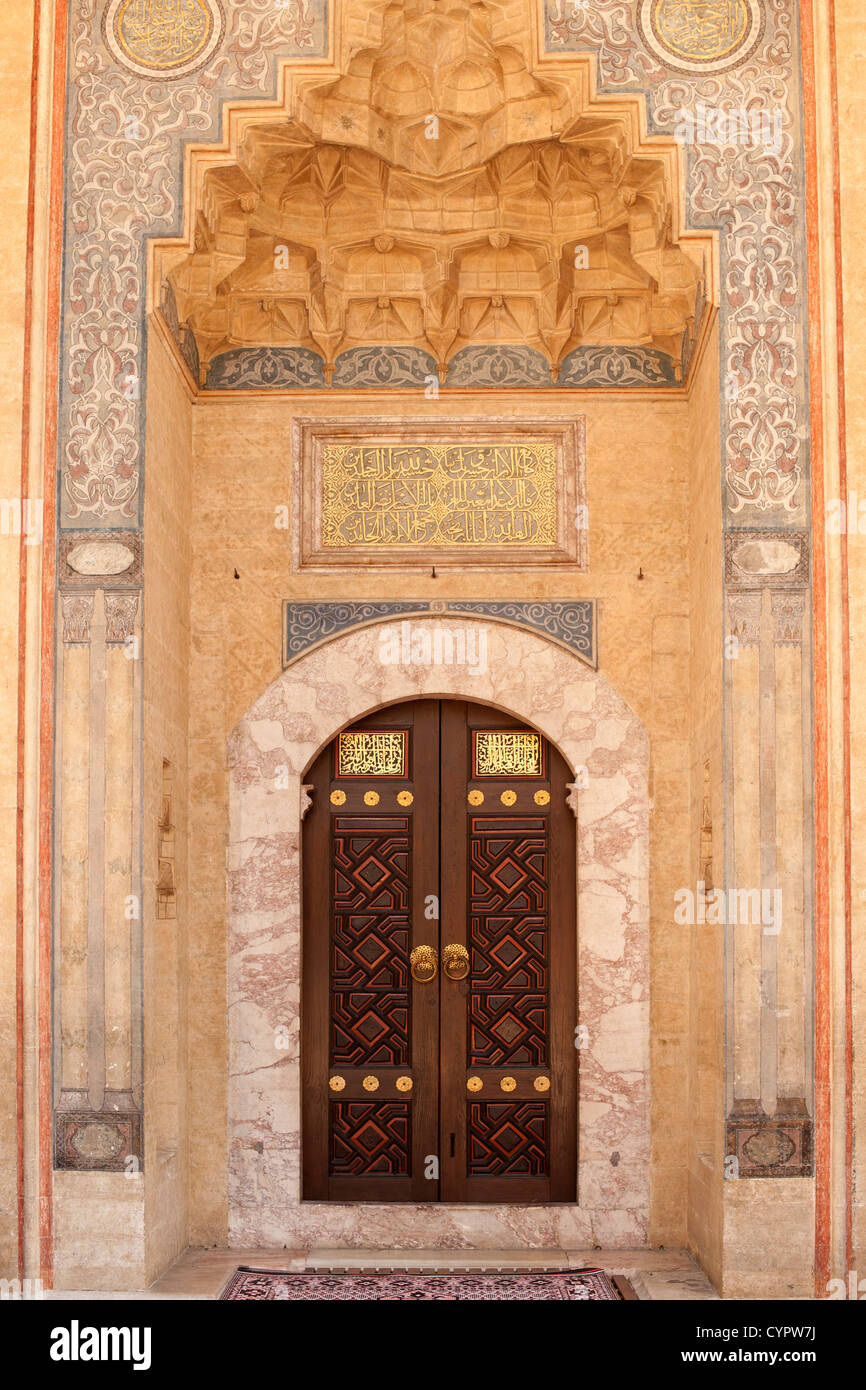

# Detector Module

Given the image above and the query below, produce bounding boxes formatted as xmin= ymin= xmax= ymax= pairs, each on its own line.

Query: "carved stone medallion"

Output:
xmin=637 ymin=0 xmax=764 ymax=75
xmin=103 ymin=0 xmax=225 ymax=81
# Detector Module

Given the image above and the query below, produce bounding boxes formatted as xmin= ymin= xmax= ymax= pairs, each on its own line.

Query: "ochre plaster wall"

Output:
xmin=142 ymin=327 xmax=193 ymax=1281
xmin=184 ymin=375 xmax=695 ymax=1245
xmin=0 ymin=0 xmax=37 ymax=1282
xmin=685 ymin=331 xmax=725 ymax=1283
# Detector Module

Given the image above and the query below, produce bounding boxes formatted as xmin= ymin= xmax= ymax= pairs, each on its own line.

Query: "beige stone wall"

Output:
xmin=185 ymin=380 xmax=694 ymax=1245
xmin=142 ymin=326 xmax=193 ymax=1281
xmin=684 ymin=329 xmax=725 ymax=1282
xmin=0 ymin=0 xmax=36 ymax=1282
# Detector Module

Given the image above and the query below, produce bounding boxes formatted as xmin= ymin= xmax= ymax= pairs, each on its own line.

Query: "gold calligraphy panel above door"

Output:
xmin=293 ymin=417 xmax=587 ymax=572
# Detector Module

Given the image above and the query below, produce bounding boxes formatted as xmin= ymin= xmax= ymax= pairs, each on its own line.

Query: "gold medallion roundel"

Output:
xmin=467 ymin=789 xmax=485 ymax=807
xmin=533 ymin=1075 xmax=551 ymax=1092
xmin=500 ymin=789 xmax=517 ymax=807
xmin=533 ymin=789 xmax=551 ymax=806
xmin=500 ymin=1076 xmax=517 ymax=1093
xmin=397 ymin=790 xmax=414 ymax=807
xmin=637 ymin=0 xmax=763 ymax=75
xmin=466 ymin=1076 xmax=483 ymax=1093
xmin=329 ymin=1076 xmax=346 ymax=1092
xmin=103 ymin=0 xmax=226 ymax=81
xmin=330 ymin=789 xmax=347 ymax=806
xmin=396 ymin=1076 xmax=413 ymax=1092
xmin=363 ymin=790 xmax=380 ymax=806
xmin=362 ymin=1075 xmax=380 ymax=1092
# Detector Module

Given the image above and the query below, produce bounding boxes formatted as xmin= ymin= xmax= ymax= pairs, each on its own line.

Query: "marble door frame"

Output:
xmin=227 ymin=616 xmax=650 ymax=1248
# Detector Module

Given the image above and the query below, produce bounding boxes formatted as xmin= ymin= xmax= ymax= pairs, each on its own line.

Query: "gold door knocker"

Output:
xmin=410 ymin=944 xmax=438 ymax=982
xmin=443 ymin=943 xmax=470 ymax=981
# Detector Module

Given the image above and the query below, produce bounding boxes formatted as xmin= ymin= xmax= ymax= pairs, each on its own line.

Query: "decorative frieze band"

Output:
xmin=197 ymin=339 xmax=687 ymax=391
xmin=283 ymin=600 xmax=597 ymax=670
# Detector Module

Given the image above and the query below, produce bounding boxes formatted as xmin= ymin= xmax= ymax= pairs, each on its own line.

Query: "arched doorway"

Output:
xmin=301 ymin=698 xmax=576 ymax=1203
xmin=227 ymin=615 xmax=649 ymax=1249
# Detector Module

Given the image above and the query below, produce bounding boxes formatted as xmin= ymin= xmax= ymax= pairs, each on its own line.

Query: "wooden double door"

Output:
xmin=302 ymin=699 xmax=576 ymax=1203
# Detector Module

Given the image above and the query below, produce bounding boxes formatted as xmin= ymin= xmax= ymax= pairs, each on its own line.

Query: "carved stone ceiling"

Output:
xmin=161 ymin=0 xmax=706 ymax=385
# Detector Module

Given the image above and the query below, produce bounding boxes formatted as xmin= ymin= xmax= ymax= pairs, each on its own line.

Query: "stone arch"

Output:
xmin=227 ymin=615 xmax=650 ymax=1248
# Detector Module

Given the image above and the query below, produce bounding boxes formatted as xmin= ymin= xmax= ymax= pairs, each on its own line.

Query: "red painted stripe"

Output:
xmin=827 ymin=0 xmax=854 ymax=1276
xmin=16 ymin=0 xmax=42 ymax=1285
xmin=37 ymin=0 xmax=70 ymax=1289
xmin=799 ymin=0 xmax=832 ymax=1297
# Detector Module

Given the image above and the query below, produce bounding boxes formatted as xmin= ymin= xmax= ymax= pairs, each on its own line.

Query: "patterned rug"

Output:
xmin=219 ymin=1267 xmax=628 ymax=1301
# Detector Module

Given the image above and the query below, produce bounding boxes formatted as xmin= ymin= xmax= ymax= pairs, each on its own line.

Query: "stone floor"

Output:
xmin=47 ymin=1246 xmax=719 ymax=1300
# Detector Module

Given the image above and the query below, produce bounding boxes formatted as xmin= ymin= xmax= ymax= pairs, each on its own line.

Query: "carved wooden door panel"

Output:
xmin=302 ymin=700 xmax=576 ymax=1203
xmin=302 ymin=702 xmax=440 ymax=1201
xmin=439 ymin=703 xmax=577 ymax=1202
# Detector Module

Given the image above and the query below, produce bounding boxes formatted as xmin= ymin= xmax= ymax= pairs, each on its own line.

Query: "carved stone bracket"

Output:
xmin=54 ymin=1103 xmax=143 ymax=1173
xmin=61 ymin=593 xmax=95 ymax=644
xmin=104 ymin=592 xmax=140 ymax=645
xmin=301 ymin=784 xmax=315 ymax=821
xmin=725 ymin=1101 xmax=812 ymax=1179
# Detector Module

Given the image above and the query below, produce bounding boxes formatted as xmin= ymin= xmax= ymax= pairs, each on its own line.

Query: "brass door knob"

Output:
xmin=443 ymin=943 xmax=470 ymax=981
xmin=410 ymin=944 xmax=438 ymax=981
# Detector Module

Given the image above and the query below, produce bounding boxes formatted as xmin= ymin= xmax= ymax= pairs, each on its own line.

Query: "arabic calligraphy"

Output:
xmin=337 ymin=731 xmax=408 ymax=778
xmin=321 ymin=442 xmax=557 ymax=550
xmin=474 ymin=731 xmax=543 ymax=778
xmin=651 ymin=0 xmax=750 ymax=62
xmin=114 ymin=0 xmax=215 ymax=71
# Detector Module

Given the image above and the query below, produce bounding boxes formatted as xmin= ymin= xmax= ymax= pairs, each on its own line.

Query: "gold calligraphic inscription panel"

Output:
xmin=295 ymin=418 xmax=586 ymax=572
xmin=473 ymin=731 xmax=545 ymax=779
xmin=337 ymin=731 xmax=408 ymax=779
xmin=321 ymin=442 xmax=556 ymax=550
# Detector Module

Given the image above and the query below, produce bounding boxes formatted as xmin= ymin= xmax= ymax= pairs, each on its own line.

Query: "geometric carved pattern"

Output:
xmin=467 ymin=1102 xmax=548 ymax=1176
xmin=330 ymin=1102 xmax=411 ymax=1176
xmin=331 ymin=818 xmax=411 ymax=1065
xmin=468 ymin=817 xmax=548 ymax=1066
